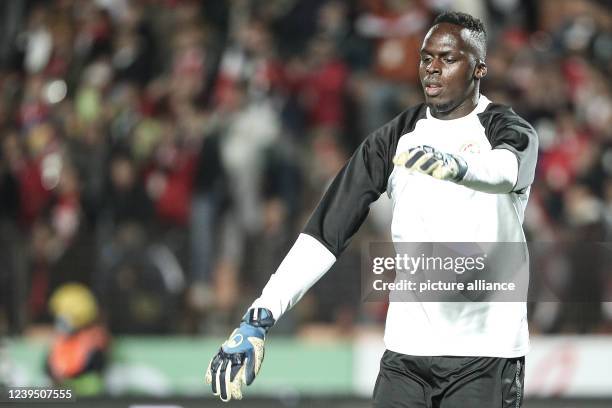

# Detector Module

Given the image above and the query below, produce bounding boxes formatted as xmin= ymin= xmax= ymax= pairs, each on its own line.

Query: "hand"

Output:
xmin=393 ymin=145 xmax=467 ymax=182
xmin=205 ymin=308 xmax=275 ymax=402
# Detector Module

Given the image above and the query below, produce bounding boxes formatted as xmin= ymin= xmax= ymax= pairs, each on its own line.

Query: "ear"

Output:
xmin=474 ymin=61 xmax=487 ymax=80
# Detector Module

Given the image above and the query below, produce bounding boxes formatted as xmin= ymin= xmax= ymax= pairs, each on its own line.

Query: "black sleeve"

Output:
xmin=303 ymin=105 xmax=426 ymax=257
xmin=478 ymin=104 xmax=539 ymax=194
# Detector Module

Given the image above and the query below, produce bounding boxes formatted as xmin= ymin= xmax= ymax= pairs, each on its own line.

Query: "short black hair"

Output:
xmin=432 ymin=11 xmax=487 ymax=59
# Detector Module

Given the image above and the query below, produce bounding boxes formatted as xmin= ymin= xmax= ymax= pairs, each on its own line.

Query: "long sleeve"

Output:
xmin=471 ymin=104 xmax=539 ymax=194
xmin=250 ymin=233 xmax=336 ymax=319
xmin=458 ymin=149 xmax=518 ymax=194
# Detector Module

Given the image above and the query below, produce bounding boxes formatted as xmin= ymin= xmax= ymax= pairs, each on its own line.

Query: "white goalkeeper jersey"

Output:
xmin=252 ymin=95 xmax=538 ymax=357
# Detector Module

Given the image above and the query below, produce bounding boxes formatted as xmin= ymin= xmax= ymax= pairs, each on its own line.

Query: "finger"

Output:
xmin=432 ymin=166 xmax=451 ymax=180
xmin=405 ymin=149 xmax=427 ymax=169
xmin=231 ymin=378 xmax=244 ymax=400
xmin=244 ymin=353 xmax=257 ymax=385
xmin=419 ymin=157 xmax=441 ymax=174
xmin=393 ymin=148 xmax=422 ymax=168
xmin=205 ymin=360 xmax=213 ymax=385
xmin=231 ymin=365 xmax=246 ymax=400
xmin=242 ymin=357 xmax=249 ymax=384
xmin=410 ymin=152 xmax=433 ymax=171
xmin=213 ymin=360 xmax=222 ymax=396
xmin=220 ymin=360 xmax=232 ymax=402
xmin=392 ymin=151 xmax=410 ymax=167
xmin=208 ymin=351 xmax=222 ymax=385
xmin=219 ymin=359 xmax=230 ymax=401
xmin=229 ymin=354 xmax=244 ymax=382
xmin=249 ymin=337 xmax=265 ymax=376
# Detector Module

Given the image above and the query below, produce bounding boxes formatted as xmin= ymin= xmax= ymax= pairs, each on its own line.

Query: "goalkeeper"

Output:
xmin=206 ymin=11 xmax=538 ymax=407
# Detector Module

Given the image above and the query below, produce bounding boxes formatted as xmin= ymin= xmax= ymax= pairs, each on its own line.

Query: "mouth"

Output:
xmin=424 ymin=84 xmax=443 ymax=97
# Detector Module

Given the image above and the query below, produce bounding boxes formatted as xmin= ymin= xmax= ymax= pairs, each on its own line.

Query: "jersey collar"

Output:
xmin=426 ymin=94 xmax=491 ymax=121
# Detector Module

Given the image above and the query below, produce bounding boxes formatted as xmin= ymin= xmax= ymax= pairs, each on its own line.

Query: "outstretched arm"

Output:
xmin=251 ymin=121 xmax=401 ymax=317
xmin=205 ymin=106 xmax=419 ymax=402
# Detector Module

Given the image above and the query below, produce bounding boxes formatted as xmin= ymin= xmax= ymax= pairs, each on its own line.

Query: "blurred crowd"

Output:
xmin=0 ymin=0 xmax=611 ymax=337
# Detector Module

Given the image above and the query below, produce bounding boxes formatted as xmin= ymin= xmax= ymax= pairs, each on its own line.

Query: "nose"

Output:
xmin=426 ymin=58 xmax=441 ymax=75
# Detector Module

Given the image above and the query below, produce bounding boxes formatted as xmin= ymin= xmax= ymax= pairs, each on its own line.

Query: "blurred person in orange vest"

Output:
xmin=46 ymin=283 xmax=110 ymax=396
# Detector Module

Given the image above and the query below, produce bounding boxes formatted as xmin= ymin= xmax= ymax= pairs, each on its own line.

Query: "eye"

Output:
xmin=420 ymin=55 xmax=432 ymax=64
xmin=444 ymin=57 xmax=456 ymax=64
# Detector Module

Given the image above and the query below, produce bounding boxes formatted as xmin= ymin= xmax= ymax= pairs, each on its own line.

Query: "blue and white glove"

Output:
xmin=205 ymin=308 xmax=275 ymax=402
xmin=393 ymin=145 xmax=467 ymax=182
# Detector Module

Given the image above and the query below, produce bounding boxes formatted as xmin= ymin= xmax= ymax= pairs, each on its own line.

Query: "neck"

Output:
xmin=431 ymin=89 xmax=480 ymax=120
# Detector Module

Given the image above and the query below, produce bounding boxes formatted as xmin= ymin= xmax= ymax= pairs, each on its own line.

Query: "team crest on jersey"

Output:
xmin=460 ymin=142 xmax=481 ymax=154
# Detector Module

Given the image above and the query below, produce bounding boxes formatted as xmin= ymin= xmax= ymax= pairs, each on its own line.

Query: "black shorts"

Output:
xmin=372 ymin=350 xmax=524 ymax=408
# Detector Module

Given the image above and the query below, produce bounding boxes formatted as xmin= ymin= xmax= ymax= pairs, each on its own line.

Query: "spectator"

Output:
xmin=0 ymin=0 xmax=610 ymax=336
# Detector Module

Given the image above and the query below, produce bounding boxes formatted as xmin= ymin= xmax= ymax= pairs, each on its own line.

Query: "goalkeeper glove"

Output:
xmin=205 ymin=307 xmax=275 ymax=402
xmin=393 ymin=145 xmax=467 ymax=182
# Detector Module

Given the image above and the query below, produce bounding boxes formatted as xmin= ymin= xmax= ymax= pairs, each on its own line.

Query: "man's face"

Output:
xmin=419 ymin=23 xmax=483 ymax=117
